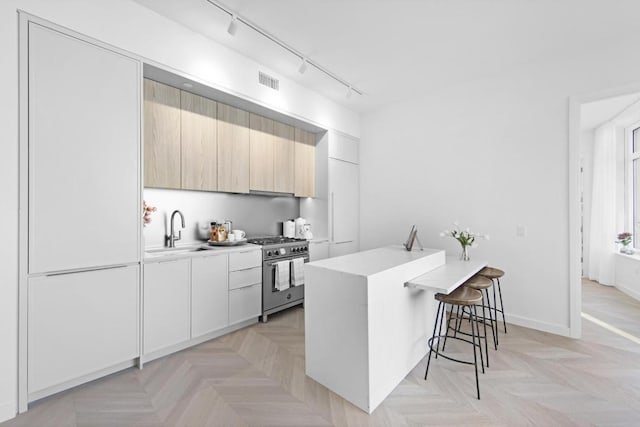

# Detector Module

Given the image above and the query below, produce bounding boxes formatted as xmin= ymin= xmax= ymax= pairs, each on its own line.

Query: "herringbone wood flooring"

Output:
xmin=4 ymin=281 xmax=640 ymax=426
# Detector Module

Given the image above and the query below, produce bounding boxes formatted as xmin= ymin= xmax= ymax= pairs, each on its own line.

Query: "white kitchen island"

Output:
xmin=304 ymin=246 xmax=446 ymax=413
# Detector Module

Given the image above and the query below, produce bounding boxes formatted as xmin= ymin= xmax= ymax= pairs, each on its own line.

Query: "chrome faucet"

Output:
xmin=166 ymin=210 xmax=185 ymax=248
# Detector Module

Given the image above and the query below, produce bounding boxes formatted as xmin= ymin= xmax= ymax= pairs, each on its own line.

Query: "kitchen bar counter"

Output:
xmin=304 ymin=247 xmax=488 ymax=413
xmin=304 ymin=245 xmax=444 ymax=277
xmin=406 ymin=256 xmax=488 ymax=294
xmin=304 ymin=246 xmax=446 ymax=413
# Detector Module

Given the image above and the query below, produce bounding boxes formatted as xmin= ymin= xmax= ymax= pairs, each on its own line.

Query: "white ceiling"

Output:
xmin=134 ymin=0 xmax=640 ymax=113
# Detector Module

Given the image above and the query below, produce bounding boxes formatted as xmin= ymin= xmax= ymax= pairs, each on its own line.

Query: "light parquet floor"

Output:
xmin=4 ymin=281 xmax=640 ymax=426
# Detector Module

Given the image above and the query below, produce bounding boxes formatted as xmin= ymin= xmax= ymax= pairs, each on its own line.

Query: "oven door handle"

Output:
xmin=265 ymin=258 xmax=309 ymax=268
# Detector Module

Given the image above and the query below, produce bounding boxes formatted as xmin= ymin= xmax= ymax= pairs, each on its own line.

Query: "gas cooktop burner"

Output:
xmin=247 ymin=236 xmax=304 ymax=246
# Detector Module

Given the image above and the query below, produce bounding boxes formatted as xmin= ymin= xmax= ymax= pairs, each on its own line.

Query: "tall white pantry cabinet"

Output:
xmin=20 ymin=19 xmax=141 ymax=407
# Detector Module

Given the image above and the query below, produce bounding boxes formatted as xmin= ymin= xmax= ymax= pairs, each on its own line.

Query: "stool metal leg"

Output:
xmin=425 ymin=301 xmax=444 ymax=379
xmin=497 ymin=278 xmax=507 ymax=334
xmin=442 ymin=306 xmax=455 ymax=352
xmin=480 ymin=301 xmax=489 ymax=368
xmin=470 ymin=305 xmax=481 ymax=400
xmin=484 ymin=289 xmax=498 ymax=350
xmin=453 ymin=305 xmax=462 ymax=339
xmin=434 ymin=302 xmax=447 ymax=359
xmin=492 ymin=282 xmax=500 ymax=346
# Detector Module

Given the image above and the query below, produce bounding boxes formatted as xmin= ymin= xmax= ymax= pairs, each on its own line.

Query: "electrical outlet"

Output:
xmin=516 ymin=225 xmax=527 ymax=237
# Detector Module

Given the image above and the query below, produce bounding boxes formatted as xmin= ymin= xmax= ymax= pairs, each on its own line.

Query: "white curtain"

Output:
xmin=587 ymin=123 xmax=617 ymax=285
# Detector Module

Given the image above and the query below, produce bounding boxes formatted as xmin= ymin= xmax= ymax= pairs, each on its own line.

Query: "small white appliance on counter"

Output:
xmin=303 ymin=223 xmax=313 ymax=240
xmin=283 ymin=219 xmax=295 ymax=238
xmin=294 ymin=217 xmax=307 ymax=239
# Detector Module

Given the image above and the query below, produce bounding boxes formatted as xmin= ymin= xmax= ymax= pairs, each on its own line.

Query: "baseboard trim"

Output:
xmin=28 ymin=360 xmax=136 ymax=403
xmin=141 ymin=317 xmax=258 ymax=365
xmin=615 ymin=285 xmax=640 ymax=302
xmin=505 ymin=313 xmax=572 ymax=337
xmin=0 ymin=400 xmax=16 ymax=423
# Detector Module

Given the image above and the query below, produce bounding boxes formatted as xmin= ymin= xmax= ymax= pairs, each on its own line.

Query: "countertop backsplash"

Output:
xmin=143 ymin=188 xmax=300 ymax=249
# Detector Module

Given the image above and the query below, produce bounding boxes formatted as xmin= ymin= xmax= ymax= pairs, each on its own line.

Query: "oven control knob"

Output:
xmin=287 ymin=293 xmax=292 ymax=300
xmin=294 ymin=248 xmax=299 ymax=252
xmin=279 ymin=248 xmax=286 ymax=255
xmin=267 ymin=251 xmax=272 ymax=256
xmin=303 ymin=246 xmax=308 ymax=251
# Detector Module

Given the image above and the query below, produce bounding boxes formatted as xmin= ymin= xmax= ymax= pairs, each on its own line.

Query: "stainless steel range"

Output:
xmin=247 ymin=236 xmax=309 ymax=322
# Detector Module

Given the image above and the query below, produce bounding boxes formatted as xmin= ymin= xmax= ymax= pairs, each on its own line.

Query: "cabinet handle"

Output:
xmin=46 ymin=264 xmax=129 ymax=276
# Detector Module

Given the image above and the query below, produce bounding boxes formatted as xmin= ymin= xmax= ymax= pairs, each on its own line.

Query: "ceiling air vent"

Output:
xmin=258 ymin=71 xmax=279 ymax=91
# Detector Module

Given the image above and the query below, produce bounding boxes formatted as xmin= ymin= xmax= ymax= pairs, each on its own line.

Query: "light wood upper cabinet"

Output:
xmin=273 ymin=121 xmax=295 ymax=193
xmin=144 ymin=81 xmax=313 ymax=197
xmin=218 ymin=103 xmax=250 ymax=193
xmin=181 ymin=91 xmax=217 ymax=191
xmin=144 ymin=79 xmax=181 ymax=189
xmin=250 ymin=114 xmax=295 ymax=193
xmin=249 ymin=114 xmax=275 ymax=192
xmin=295 ymin=128 xmax=316 ymax=198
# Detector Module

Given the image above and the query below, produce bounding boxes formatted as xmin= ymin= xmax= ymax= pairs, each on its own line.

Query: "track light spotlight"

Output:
xmin=227 ymin=14 xmax=238 ymax=36
xmin=206 ymin=0 xmax=361 ymax=96
xmin=298 ymin=58 xmax=308 ymax=74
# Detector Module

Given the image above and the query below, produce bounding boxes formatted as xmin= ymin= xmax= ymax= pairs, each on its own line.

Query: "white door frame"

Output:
xmin=568 ymin=82 xmax=640 ymax=338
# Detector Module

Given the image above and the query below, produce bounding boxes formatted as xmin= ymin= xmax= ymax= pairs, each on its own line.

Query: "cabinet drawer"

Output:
xmin=229 ymin=266 xmax=262 ymax=290
xmin=229 ymin=283 xmax=262 ymax=324
xmin=229 ymin=250 xmax=261 ymax=271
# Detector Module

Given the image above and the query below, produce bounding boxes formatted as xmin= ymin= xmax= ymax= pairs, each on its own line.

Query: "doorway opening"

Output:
xmin=571 ymin=88 xmax=640 ymax=340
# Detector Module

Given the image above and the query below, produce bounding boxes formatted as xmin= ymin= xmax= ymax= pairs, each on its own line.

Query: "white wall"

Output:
xmin=0 ymin=0 xmax=359 ymax=421
xmin=360 ymin=41 xmax=640 ymax=336
xmin=615 ymin=254 xmax=640 ymax=300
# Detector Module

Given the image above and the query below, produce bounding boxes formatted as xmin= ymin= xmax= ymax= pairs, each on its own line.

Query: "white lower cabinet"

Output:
xmin=309 ymin=241 xmax=329 ymax=261
xmin=228 ymin=251 xmax=262 ymax=325
xmin=143 ymin=259 xmax=191 ymax=355
xmin=191 ymin=255 xmax=229 ymax=338
xmin=329 ymin=241 xmax=359 ymax=258
xmin=229 ymin=284 xmax=262 ymax=324
xmin=143 ymin=248 xmax=262 ymax=358
xmin=28 ymin=266 xmax=139 ymax=394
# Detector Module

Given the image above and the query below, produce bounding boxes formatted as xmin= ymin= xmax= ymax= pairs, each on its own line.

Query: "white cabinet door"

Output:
xmin=191 ymin=255 xmax=228 ymax=338
xmin=144 ymin=259 xmax=191 ymax=354
xmin=28 ymin=266 xmax=139 ymax=393
xmin=329 ymin=132 xmax=359 ymax=164
xmin=309 ymin=241 xmax=329 ymax=261
xmin=329 ymin=158 xmax=359 ymax=244
xmin=28 ymin=23 xmax=140 ymax=274
xmin=229 ymin=284 xmax=262 ymax=325
xmin=329 ymin=241 xmax=359 ymax=258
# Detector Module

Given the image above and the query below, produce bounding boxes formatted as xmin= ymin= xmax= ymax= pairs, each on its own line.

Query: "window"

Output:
xmin=631 ymin=128 xmax=640 ymax=248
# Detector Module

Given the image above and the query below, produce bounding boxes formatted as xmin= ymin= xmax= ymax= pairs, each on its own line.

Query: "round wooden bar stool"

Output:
xmin=424 ymin=286 xmax=484 ymax=400
xmin=478 ymin=267 xmax=507 ymax=338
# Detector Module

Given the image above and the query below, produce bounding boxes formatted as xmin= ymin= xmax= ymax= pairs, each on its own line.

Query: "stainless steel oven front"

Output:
xmin=260 ymin=252 xmax=308 ymax=322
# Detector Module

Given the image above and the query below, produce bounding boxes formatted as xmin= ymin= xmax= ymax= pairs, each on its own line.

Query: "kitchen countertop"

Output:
xmin=306 ymin=245 xmax=444 ymax=278
xmin=143 ymin=242 xmax=261 ymax=262
xmin=405 ymin=256 xmax=488 ymax=294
